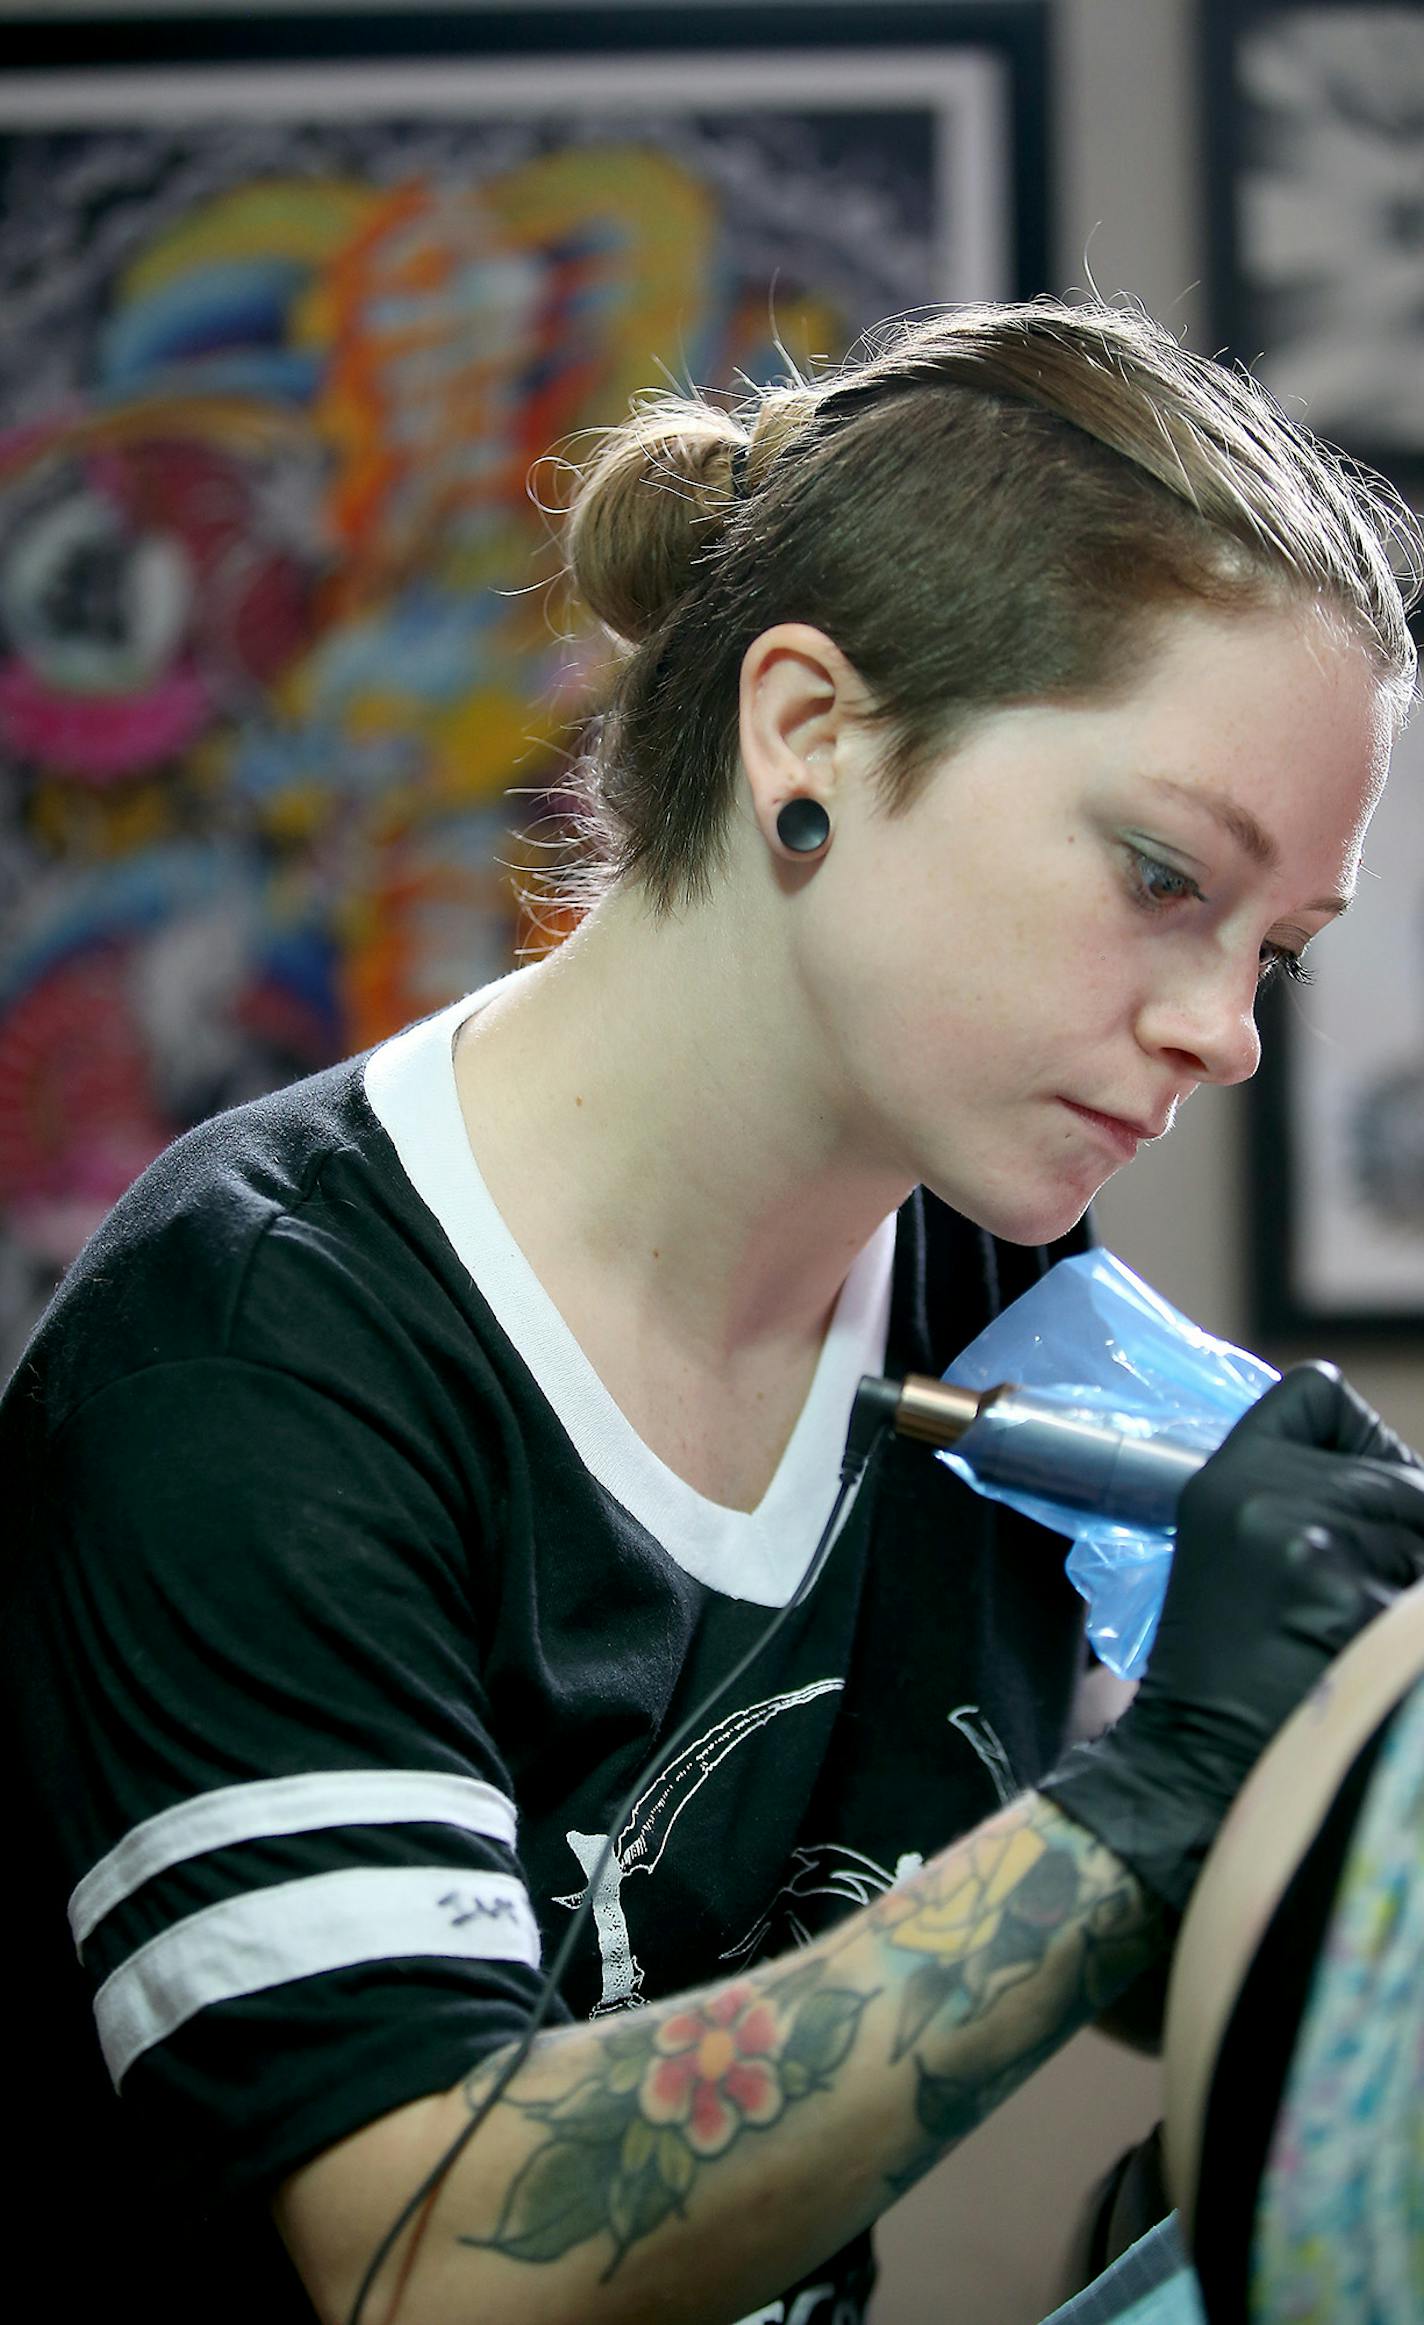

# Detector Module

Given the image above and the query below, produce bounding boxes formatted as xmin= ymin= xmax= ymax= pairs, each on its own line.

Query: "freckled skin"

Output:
xmin=781 ymin=604 xmax=1390 ymax=1247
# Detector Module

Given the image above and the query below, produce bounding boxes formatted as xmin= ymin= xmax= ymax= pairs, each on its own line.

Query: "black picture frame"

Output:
xmin=0 ymin=2 xmax=1050 ymax=1371
xmin=1205 ymin=0 xmax=1424 ymax=1340
xmin=2 ymin=0 xmax=1049 ymax=307
xmin=1248 ymin=706 xmax=1424 ymax=1344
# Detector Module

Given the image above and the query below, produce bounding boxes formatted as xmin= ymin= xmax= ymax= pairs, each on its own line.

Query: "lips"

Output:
xmin=1060 ymin=1099 xmax=1173 ymax=1154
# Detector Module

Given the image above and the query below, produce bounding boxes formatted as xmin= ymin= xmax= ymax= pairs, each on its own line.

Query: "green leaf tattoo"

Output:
xmin=461 ymin=1972 xmax=871 ymax=2276
xmin=480 ymin=2138 xmax=614 ymax=2266
xmin=879 ymin=1798 xmax=1156 ymax=2148
xmin=455 ymin=1799 xmax=1156 ymax=2283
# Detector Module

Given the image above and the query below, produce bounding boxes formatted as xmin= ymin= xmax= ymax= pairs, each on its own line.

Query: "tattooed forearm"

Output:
xmin=883 ymin=1798 xmax=1151 ymax=2054
xmin=460 ymin=1966 xmax=874 ymax=2279
xmin=872 ymin=1794 xmax=1160 ymax=2160
xmin=445 ymin=1795 xmax=1161 ymax=2291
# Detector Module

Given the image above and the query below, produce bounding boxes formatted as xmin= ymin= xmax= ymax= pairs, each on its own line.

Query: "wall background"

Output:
xmin=892 ymin=3 xmax=1424 ymax=2317
xmin=4 ymin=0 xmax=1420 ymax=2317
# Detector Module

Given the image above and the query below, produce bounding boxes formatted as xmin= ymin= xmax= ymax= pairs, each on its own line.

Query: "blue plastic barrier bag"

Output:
xmin=940 ymin=1250 xmax=1278 ymax=1679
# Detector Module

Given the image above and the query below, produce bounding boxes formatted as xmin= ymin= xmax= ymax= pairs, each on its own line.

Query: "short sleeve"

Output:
xmin=11 ymin=1348 xmax=554 ymax=2204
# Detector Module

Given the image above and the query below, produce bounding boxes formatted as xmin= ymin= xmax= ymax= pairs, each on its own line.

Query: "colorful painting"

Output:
xmin=0 ymin=43 xmax=1026 ymax=1364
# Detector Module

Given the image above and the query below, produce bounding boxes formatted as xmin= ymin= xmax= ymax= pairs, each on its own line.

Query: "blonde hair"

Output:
xmin=561 ymin=299 xmax=1421 ymax=908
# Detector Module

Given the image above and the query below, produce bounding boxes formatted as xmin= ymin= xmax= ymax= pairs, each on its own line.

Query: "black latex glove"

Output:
xmin=1041 ymin=1362 xmax=1424 ymax=1916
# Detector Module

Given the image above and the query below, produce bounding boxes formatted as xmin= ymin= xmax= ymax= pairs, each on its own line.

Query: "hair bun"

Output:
xmin=565 ymin=400 xmax=746 ymax=645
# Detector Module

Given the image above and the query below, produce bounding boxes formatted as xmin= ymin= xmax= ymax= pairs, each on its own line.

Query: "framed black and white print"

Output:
xmin=1206 ymin=0 xmax=1424 ymax=1333
xmin=1252 ymin=707 xmax=1424 ymax=1339
xmin=0 ymin=4 xmax=1047 ymax=1368
xmin=1205 ymin=0 xmax=1424 ymax=488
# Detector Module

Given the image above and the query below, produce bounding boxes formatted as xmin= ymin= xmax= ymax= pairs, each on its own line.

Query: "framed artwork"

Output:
xmin=1204 ymin=0 xmax=1424 ymax=493
xmin=1251 ymin=705 xmax=1424 ymax=1339
xmin=0 ymin=4 xmax=1047 ymax=1367
xmin=1205 ymin=0 xmax=1424 ymax=1333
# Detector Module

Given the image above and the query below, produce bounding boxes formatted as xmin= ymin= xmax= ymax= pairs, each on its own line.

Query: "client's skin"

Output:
xmin=1165 ymin=1576 xmax=1424 ymax=2237
xmin=275 ymin=597 xmax=1388 ymax=2325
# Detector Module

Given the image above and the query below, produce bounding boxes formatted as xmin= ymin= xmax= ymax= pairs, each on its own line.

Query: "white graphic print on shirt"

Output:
xmin=947 ymin=1702 xmax=1018 ymax=1806
xmin=557 ymin=1680 xmax=843 ymax=2011
xmin=720 ymin=1841 xmax=925 ymax=1965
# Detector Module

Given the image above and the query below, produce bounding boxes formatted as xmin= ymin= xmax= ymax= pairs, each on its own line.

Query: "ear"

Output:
xmin=737 ymin=623 xmax=871 ymax=858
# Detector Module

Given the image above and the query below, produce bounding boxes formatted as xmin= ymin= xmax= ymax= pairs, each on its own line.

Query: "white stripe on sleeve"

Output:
xmin=93 ymin=1863 xmax=541 ymax=2086
xmin=70 ymin=1769 xmax=519 ymax=1953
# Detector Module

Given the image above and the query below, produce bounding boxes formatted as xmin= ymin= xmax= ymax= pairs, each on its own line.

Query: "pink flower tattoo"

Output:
xmin=639 ymin=1984 xmax=787 ymax=2156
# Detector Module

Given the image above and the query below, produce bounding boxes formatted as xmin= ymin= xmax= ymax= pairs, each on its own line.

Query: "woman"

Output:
xmin=5 ymin=298 xmax=1424 ymax=2325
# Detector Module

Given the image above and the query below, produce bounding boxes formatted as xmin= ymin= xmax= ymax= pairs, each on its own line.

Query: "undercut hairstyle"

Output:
xmin=557 ymin=298 xmax=1422 ymax=910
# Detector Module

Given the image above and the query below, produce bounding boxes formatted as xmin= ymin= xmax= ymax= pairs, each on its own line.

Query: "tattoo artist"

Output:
xmin=5 ymin=299 xmax=1424 ymax=2325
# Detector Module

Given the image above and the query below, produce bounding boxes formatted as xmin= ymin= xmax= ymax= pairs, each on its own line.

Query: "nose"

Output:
xmin=1136 ymin=970 xmax=1262 ymax=1089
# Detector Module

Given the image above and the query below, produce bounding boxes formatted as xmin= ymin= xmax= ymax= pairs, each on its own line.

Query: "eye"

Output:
xmin=1258 ymin=944 xmax=1314 ymax=989
xmin=1123 ymin=846 xmax=1204 ymax=911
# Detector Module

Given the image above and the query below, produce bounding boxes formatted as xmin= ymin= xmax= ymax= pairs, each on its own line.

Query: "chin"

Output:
xmin=931 ymin=1175 xmax=1098 ymax=1247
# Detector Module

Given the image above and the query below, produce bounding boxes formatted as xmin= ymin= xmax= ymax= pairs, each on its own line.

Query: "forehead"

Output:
xmin=893 ymin=599 xmax=1397 ymax=917
xmin=1095 ymin=602 xmax=1391 ymax=827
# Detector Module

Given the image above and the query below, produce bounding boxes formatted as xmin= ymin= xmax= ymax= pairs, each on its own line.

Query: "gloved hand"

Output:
xmin=1041 ymin=1362 xmax=1424 ymax=1915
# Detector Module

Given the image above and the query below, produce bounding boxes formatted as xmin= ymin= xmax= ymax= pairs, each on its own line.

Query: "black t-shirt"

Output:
xmin=1 ymin=993 xmax=1088 ymax=2324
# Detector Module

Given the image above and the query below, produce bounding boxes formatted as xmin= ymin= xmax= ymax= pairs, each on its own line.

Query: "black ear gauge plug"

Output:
xmin=775 ymin=796 xmax=831 ymax=854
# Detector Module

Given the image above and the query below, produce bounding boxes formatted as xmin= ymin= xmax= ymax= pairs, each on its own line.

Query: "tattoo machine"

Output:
xmin=853 ymin=1249 xmax=1278 ymax=1680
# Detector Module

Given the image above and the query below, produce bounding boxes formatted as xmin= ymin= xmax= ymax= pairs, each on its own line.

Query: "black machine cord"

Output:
xmin=344 ymin=1389 xmax=897 ymax=2325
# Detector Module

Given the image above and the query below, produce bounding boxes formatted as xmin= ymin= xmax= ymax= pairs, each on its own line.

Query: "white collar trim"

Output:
xmin=363 ymin=986 xmax=894 ymax=1606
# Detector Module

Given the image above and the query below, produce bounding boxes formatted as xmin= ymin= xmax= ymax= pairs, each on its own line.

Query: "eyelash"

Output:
xmin=1259 ymin=946 xmax=1314 ymax=989
xmin=1122 ymin=847 xmax=1314 ymax=989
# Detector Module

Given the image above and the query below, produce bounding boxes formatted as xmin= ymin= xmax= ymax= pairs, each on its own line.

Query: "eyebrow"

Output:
xmin=1143 ymin=775 xmax=1352 ymax=915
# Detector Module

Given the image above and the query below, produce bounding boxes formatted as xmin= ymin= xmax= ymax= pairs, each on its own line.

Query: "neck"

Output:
xmin=454 ymin=881 xmax=912 ymax=1363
